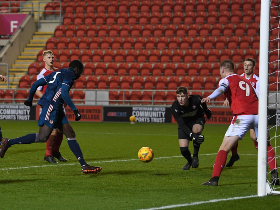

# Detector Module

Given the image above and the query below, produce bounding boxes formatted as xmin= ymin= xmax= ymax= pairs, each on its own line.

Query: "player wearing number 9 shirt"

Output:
xmin=0 ymin=60 xmax=102 ymax=174
xmin=201 ymin=59 xmax=258 ymax=186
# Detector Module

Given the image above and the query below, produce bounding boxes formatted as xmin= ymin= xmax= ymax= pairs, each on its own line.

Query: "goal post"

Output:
xmin=258 ymin=0 xmax=280 ymax=196
xmin=258 ymin=0 xmax=270 ymax=197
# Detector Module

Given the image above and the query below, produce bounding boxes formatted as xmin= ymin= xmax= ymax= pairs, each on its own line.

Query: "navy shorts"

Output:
xmin=38 ymin=105 xmax=68 ymax=129
xmin=178 ymin=117 xmax=205 ymax=140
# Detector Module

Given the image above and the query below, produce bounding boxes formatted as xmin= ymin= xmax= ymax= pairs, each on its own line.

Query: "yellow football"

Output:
xmin=130 ymin=115 xmax=136 ymax=122
xmin=138 ymin=147 xmax=154 ymax=163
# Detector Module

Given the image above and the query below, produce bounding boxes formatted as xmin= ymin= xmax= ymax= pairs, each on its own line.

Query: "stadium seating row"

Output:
xmin=54 ymin=23 xmax=262 ymax=38
xmin=35 ymin=48 xmax=261 ymax=64
xmin=46 ymin=36 xmax=267 ymax=51
xmin=44 ymin=0 xmax=262 ymax=15
xmin=18 ymin=74 xmax=221 ymax=90
xmin=61 ymin=10 xmax=263 ymax=26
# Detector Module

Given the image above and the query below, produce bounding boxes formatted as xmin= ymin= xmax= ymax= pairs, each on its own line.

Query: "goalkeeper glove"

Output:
xmin=74 ymin=110 xmax=81 ymax=121
xmin=190 ymin=132 xmax=204 ymax=144
xmin=24 ymin=100 xmax=32 ymax=107
xmin=205 ymin=109 xmax=212 ymax=119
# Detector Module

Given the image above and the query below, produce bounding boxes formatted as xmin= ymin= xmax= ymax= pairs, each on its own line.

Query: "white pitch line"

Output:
xmin=136 ymin=195 xmax=259 ymax=210
xmin=0 ymin=153 xmax=256 ymax=171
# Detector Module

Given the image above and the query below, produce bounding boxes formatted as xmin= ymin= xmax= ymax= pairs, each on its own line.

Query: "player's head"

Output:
xmin=42 ymin=50 xmax=54 ymax=69
xmin=176 ymin=86 xmax=188 ymax=106
xmin=69 ymin=60 xmax=84 ymax=79
xmin=220 ymin=59 xmax=235 ymax=78
xmin=244 ymin=58 xmax=255 ymax=76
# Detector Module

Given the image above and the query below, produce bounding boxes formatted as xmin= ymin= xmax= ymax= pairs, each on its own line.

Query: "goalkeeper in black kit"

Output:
xmin=171 ymin=87 xmax=212 ymax=170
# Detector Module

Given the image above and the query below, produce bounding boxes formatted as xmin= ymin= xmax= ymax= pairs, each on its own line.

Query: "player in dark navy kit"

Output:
xmin=172 ymin=86 xmax=212 ymax=170
xmin=0 ymin=60 xmax=102 ymax=174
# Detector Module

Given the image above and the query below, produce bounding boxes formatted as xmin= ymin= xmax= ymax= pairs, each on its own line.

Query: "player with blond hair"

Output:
xmin=36 ymin=50 xmax=66 ymax=163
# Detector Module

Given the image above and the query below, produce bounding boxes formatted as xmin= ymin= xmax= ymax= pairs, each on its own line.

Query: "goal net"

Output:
xmin=258 ymin=0 xmax=280 ymax=196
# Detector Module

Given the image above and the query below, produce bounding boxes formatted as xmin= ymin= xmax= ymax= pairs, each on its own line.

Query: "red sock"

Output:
xmin=231 ymin=142 xmax=238 ymax=156
xmin=253 ymin=141 xmax=258 ymax=150
xmin=52 ymin=132 xmax=63 ymax=154
xmin=212 ymin=150 xmax=227 ymax=177
xmin=268 ymin=145 xmax=277 ymax=171
xmin=45 ymin=135 xmax=55 ymax=157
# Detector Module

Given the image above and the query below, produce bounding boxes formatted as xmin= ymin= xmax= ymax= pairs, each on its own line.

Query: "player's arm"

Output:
xmin=35 ymin=90 xmax=43 ymax=98
xmin=61 ymin=83 xmax=81 ymax=121
xmin=171 ymin=103 xmax=204 ymax=143
xmin=24 ymin=78 xmax=48 ymax=106
xmin=197 ymin=95 xmax=212 ymax=119
xmin=201 ymin=78 xmax=228 ymax=103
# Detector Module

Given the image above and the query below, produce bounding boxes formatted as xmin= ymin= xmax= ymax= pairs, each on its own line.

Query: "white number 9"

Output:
xmin=239 ymin=81 xmax=250 ymax=96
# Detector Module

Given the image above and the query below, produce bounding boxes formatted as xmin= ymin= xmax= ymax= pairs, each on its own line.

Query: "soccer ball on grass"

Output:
xmin=130 ymin=116 xmax=136 ymax=124
xmin=138 ymin=147 xmax=154 ymax=163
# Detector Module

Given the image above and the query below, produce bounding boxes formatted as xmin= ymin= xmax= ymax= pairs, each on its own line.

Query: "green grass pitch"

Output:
xmin=0 ymin=121 xmax=279 ymax=210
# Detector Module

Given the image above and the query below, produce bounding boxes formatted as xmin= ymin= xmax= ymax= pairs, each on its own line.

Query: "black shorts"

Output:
xmin=178 ymin=117 xmax=205 ymax=140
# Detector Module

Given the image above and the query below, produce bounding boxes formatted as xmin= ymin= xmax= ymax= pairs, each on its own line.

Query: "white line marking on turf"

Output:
xmin=136 ymin=195 xmax=259 ymax=210
xmin=0 ymin=153 xmax=256 ymax=171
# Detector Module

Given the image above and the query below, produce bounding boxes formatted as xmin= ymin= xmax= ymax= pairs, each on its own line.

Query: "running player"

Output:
xmin=36 ymin=50 xmax=66 ymax=163
xmin=202 ymin=59 xmax=278 ymax=186
xmin=0 ymin=60 xmax=101 ymax=174
xmin=172 ymin=86 xmax=212 ymax=170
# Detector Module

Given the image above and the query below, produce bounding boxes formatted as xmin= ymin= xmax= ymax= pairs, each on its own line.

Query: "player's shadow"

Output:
xmin=219 ymin=181 xmax=256 ymax=186
xmin=85 ymin=157 xmax=127 ymax=161
xmin=90 ymin=170 xmax=147 ymax=176
xmin=0 ymin=179 xmax=41 ymax=184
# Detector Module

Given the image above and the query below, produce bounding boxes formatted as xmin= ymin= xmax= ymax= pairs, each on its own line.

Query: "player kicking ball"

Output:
xmin=171 ymin=87 xmax=212 ymax=170
xmin=0 ymin=60 xmax=101 ymax=174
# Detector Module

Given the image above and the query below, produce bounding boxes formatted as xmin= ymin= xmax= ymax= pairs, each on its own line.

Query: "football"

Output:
xmin=138 ymin=147 xmax=154 ymax=163
xmin=129 ymin=115 xmax=136 ymax=123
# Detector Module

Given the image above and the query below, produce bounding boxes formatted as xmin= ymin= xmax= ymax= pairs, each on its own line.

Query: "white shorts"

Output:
xmin=225 ymin=115 xmax=258 ymax=140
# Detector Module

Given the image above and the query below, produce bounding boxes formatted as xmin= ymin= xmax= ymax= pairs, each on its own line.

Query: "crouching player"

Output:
xmin=0 ymin=60 xmax=102 ymax=174
xmin=171 ymin=87 xmax=212 ymax=170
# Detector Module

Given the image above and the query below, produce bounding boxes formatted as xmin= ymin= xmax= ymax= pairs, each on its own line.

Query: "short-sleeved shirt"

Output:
xmin=37 ymin=67 xmax=58 ymax=93
xmin=219 ymin=74 xmax=258 ymax=115
xmin=38 ymin=68 xmax=75 ymax=109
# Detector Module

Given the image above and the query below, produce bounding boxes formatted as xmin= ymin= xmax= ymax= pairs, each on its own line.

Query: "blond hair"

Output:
xmin=42 ymin=50 xmax=54 ymax=57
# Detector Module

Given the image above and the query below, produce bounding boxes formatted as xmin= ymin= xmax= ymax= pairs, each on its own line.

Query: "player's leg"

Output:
xmin=44 ymin=129 xmax=58 ymax=163
xmin=52 ymin=129 xmax=67 ymax=162
xmin=225 ymin=141 xmax=240 ymax=167
xmin=178 ymin=125 xmax=193 ymax=170
xmin=191 ymin=123 xmax=204 ymax=168
xmin=60 ymin=120 xmax=101 ymax=174
xmin=0 ymin=124 xmax=52 ymax=158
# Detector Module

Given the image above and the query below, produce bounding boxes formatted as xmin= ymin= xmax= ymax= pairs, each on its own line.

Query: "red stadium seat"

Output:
xmin=162 ymin=1 xmax=173 ymax=12
xmin=200 ymin=63 xmax=212 ymax=76
xmin=111 ymin=37 xmax=122 ymax=50
xmin=187 ymin=63 xmax=199 ymax=76
xmin=207 ymin=11 xmax=218 ymax=24
xmin=165 ymin=24 xmax=176 ymax=37
xmin=151 ymin=63 xmax=163 ymax=76
xmin=86 ymin=76 xmax=97 ymax=89
xmin=44 ymin=2 xmax=55 ymax=15
xmin=129 ymin=1 xmax=140 ymax=13
xmin=87 ymin=25 xmax=97 ymax=37
xmin=191 ymin=77 xmax=204 ymax=90
xmin=180 ymin=37 xmax=191 ymax=50
xmin=239 ymin=36 xmax=251 ymax=49
xmin=173 ymin=0 xmax=184 ymax=12
xmin=180 ymin=77 xmax=192 ymax=89
xmin=207 ymin=49 xmax=219 ymax=63
xmin=132 ymin=76 xmax=144 ymax=89
xmin=109 ymin=91 xmax=118 ymax=104
xmin=130 ymin=91 xmax=141 ymax=105
xmin=218 ymin=11 xmax=230 ymax=24
xmin=207 ymin=0 xmax=219 ymax=11
xmin=106 ymin=13 xmax=117 ymax=26
xmin=151 ymin=0 xmax=161 ymax=12
xmin=157 ymin=37 xmax=168 ymax=50
xmin=184 ymin=12 xmax=195 ymax=25
xmin=223 ymin=23 xmax=234 ymax=36
xmin=67 ymin=37 xmax=78 ymax=49
xmin=167 ymin=76 xmax=179 ymax=90
xmin=74 ymin=13 xmax=84 ymax=25
xmin=141 ymin=91 xmax=152 ymax=105
xmin=150 ymin=12 xmax=160 ymax=25
xmin=106 ymin=63 xmax=117 ymax=76
xmin=117 ymin=91 xmax=130 ymax=104
xmin=140 ymin=1 xmax=151 ymax=13
xmin=163 ymin=63 xmax=175 ymax=76
xmin=108 ymin=76 xmax=120 ymax=89
xmin=142 ymin=25 xmax=153 ymax=38
xmin=100 ymin=37 xmax=111 ymax=50
xmin=54 ymin=25 xmax=65 ymax=38
xmin=199 ymin=24 xmax=211 ymax=37
xmin=230 ymin=11 xmax=242 ymax=24
xmin=97 ymin=1 xmax=107 ymax=13
xmin=45 ymin=37 xmax=57 ymax=50
xmin=70 ymin=50 xmax=80 ymax=61
xmin=78 ymin=37 xmax=89 ymax=50
xmin=28 ymin=62 xmax=39 ymax=75
xmin=153 ymin=25 xmax=164 ymax=37
xmin=117 ymin=12 xmax=128 ymax=25
xmin=118 ymin=1 xmax=129 ymax=12
xmin=219 ymin=49 xmax=231 ymax=61
xmin=195 ymin=50 xmax=207 ymax=63
xmin=83 ymin=63 xmax=94 ymax=76
xmin=125 ymin=50 xmax=137 ymax=63
xmin=103 ymin=50 xmax=114 ymax=63
xmin=155 ymin=76 xmax=167 ymax=90
xmin=168 ymin=37 xmax=179 ymax=50
xmin=65 ymin=25 xmax=76 ymax=37
xmin=3 ymin=90 xmax=14 ymax=103
xmin=97 ymin=76 xmax=109 ymax=89
xmin=139 ymin=12 xmax=149 ymax=25
xmin=108 ymin=25 xmax=120 ymax=38
xmin=84 ymin=13 xmax=95 ymax=25
xmin=123 ymin=37 xmax=134 ymax=50
xmin=18 ymin=75 xmax=30 ymax=88
xmin=92 ymin=50 xmax=103 ymax=63
xmin=203 ymin=37 xmax=215 ymax=50
xmin=97 ymin=25 xmax=108 ymax=38
xmin=65 ymin=2 xmax=75 ymax=13
xmin=130 ymin=25 xmax=141 ymax=38
xmin=211 ymin=24 xmax=222 ymax=36
xmin=234 ymin=23 xmax=247 ymax=36
xmin=76 ymin=25 xmax=87 ymax=38
xmin=230 ymin=0 xmax=242 ymax=11
xmin=74 ymin=76 xmax=86 ymax=89
xmin=63 ymin=13 xmax=73 ymax=25
xmin=145 ymin=37 xmax=156 ymax=50
xmin=117 ymin=63 xmax=128 ymax=76
xmin=173 ymin=12 xmax=183 ymax=25
xmin=165 ymin=91 xmax=177 ymax=105
xmin=148 ymin=50 xmax=160 ymax=64
xmin=187 ymin=24 xmax=199 ymax=37
xmin=176 ymin=24 xmax=187 ymax=37
xmin=195 ymin=11 xmax=206 ymax=25
xmin=95 ymin=13 xmax=106 ymax=25
xmin=114 ymin=50 xmax=126 ymax=63
xmin=59 ymin=50 xmax=70 ymax=62
xmin=247 ymin=23 xmax=259 ymax=36
xmin=219 ymin=0 xmax=230 ymax=11
xmin=191 ymin=37 xmax=203 ymax=50
xmin=227 ymin=36 xmax=239 ymax=50
xmin=128 ymin=12 xmax=138 ymax=25
xmin=140 ymin=63 xmax=152 ymax=76
xmin=15 ymin=90 xmax=27 ymax=103
xmin=215 ymin=37 xmax=227 ymax=49
xmin=183 ymin=50 xmax=195 ymax=62
xmin=108 ymin=1 xmax=118 ymax=13
xmin=137 ymin=50 xmax=148 ymax=63
xmin=242 ymin=10 xmax=254 ymax=23
xmin=75 ymin=2 xmax=86 ymax=13
xmin=204 ymin=77 xmax=216 ymax=90
xmin=171 ymin=50 xmax=183 ymax=63
xmin=175 ymin=63 xmax=187 ymax=76
xmin=232 ymin=49 xmax=244 ymax=63
xmin=243 ymin=0 xmax=254 ymax=11
xmin=89 ymin=37 xmax=100 ymax=50
xmin=143 ymin=76 xmax=155 ymax=89
xmin=120 ymin=76 xmax=132 ymax=90
xmin=128 ymin=63 xmax=140 ymax=76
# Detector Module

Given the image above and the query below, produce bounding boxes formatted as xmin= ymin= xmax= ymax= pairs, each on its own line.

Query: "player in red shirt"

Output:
xmin=224 ymin=58 xmax=278 ymax=184
xmin=201 ymin=59 xmax=260 ymax=186
xmin=35 ymin=50 xmax=67 ymax=163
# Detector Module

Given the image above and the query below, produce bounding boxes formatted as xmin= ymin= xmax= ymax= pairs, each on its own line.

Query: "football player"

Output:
xmin=171 ymin=86 xmax=212 ymax=170
xmin=0 ymin=60 xmax=102 ymax=174
xmin=36 ymin=50 xmax=66 ymax=163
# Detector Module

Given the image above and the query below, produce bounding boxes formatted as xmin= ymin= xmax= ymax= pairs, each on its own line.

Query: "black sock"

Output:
xmin=193 ymin=141 xmax=200 ymax=157
xmin=180 ymin=147 xmax=192 ymax=163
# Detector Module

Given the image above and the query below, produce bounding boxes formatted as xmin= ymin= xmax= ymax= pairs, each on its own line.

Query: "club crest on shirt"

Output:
xmin=251 ymin=82 xmax=255 ymax=87
xmin=192 ymin=105 xmax=196 ymax=109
